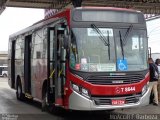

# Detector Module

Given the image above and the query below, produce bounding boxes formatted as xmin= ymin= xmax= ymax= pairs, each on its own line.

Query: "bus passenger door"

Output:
xmin=24 ymin=35 xmax=32 ymax=94
xmin=11 ymin=40 xmax=16 ymax=88
xmin=47 ymin=23 xmax=68 ymax=106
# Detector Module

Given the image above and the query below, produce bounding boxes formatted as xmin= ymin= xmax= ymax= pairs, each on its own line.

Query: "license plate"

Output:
xmin=111 ymin=99 xmax=125 ymax=105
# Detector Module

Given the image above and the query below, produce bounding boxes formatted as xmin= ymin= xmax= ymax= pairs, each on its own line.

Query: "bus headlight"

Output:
xmin=81 ymin=87 xmax=89 ymax=98
xmin=72 ymin=83 xmax=80 ymax=92
xmin=71 ymin=82 xmax=90 ymax=99
xmin=142 ymin=83 xmax=149 ymax=95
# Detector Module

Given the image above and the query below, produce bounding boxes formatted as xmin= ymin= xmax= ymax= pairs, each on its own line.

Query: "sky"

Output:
xmin=0 ymin=7 xmax=44 ymax=51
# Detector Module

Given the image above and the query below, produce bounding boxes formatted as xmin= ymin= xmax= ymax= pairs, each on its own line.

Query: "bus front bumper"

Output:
xmin=68 ymin=89 xmax=150 ymax=111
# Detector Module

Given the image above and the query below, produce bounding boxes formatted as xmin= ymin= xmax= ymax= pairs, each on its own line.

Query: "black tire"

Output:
xmin=16 ymin=80 xmax=24 ymax=101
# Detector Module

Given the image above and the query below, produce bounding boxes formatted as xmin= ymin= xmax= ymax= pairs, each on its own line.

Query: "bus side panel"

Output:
xmin=13 ymin=37 xmax=25 ymax=92
xmin=31 ymin=59 xmax=47 ymax=100
xmin=31 ymin=28 xmax=48 ymax=100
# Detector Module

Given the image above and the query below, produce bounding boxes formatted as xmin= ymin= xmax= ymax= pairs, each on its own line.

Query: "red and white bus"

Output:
xmin=8 ymin=7 xmax=150 ymax=111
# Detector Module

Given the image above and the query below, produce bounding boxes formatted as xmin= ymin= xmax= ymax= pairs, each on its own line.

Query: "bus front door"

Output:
xmin=47 ymin=23 xmax=67 ymax=107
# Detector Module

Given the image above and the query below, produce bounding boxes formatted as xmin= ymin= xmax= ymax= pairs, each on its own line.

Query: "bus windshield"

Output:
xmin=69 ymin=27 xmax=147 ymax=72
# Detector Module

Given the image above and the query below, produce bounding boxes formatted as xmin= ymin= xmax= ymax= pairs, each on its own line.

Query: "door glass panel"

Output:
xmin=50 ymin=30 xmax=55 ymax=61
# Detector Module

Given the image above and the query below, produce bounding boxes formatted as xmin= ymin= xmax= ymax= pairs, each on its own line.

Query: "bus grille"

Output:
xmin=86 ymin=74 xmax=144 ymax=85
xmin=92 ymin=94 xmax=141 ymax=105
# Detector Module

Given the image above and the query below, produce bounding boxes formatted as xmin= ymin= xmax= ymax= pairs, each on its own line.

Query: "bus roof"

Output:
xmin=9 ymin=17 xmax=61 ymax=39
xmin=77 ymin=6 xmax=141 ymax=13
xmin=9 ymin=8 xmax=70 ymax=39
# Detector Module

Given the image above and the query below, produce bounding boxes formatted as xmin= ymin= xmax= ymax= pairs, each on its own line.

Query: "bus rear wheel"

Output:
xmin=16 ymin=81 xmax=24 ymax=101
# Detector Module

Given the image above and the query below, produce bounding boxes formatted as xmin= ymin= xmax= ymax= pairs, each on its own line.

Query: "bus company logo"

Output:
xmin=112 ymin=80 xmax=123 ymax=84
xmin=115 ymin=87 xmax=121 ymax=94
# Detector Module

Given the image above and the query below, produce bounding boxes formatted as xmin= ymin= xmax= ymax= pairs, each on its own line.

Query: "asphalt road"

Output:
xmin=0 ymin=78 xmax=63 ymax=120
xmin=0 ymin=78 xmax=112 ymax=120
xmin=0 ymin=78 xmax=159 ymax=120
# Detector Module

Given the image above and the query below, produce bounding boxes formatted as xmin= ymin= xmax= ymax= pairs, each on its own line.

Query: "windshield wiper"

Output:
xmin=119 ymin=31 xmax=125 ymax=60
xmin=123 ymin=24 xmax=133 ymax=45
xmin=91 ymin=24 xmax=110 ymax=46
xmin=91 ymin=24 xmax=110 ymax=60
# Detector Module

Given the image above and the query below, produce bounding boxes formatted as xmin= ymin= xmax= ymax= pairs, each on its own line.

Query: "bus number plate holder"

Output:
xmin=111 ymin=99 xmax=125 ymax=105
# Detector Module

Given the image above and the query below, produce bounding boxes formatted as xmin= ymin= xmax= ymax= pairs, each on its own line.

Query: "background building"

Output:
xmin=0 ymin=51 xmax=8 ymax=65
